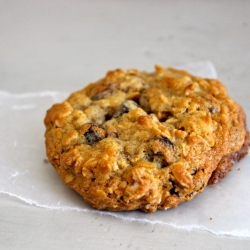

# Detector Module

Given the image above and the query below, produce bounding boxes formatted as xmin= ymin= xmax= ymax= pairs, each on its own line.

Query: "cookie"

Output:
xmin=44 ymin=65 xmax=249 ymax=213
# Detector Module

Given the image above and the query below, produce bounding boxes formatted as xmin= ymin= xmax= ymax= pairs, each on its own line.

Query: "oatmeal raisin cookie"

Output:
xmin=44 ymin=65 xmax=249 ymax=213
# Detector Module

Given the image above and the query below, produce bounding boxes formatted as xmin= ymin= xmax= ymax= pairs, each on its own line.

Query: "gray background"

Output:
xmin=1 ymin=0 xmax=250 ymax=249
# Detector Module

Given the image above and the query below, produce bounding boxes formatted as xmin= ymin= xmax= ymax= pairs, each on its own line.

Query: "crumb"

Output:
xmin=210 ymin=217 xmax=213 ymax=220
xmin=43 ymin=158 xmax=49 ymax=164
xmin=238 ymin=168 xmax=241 ymax=171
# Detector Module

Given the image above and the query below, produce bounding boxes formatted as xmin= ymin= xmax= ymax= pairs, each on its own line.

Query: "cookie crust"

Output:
xmin=44 ymin=66 xmax=249 ymax=213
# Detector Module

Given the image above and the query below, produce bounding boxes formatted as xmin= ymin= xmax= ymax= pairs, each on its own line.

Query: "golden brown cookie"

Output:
xmin=44 ymin=66 xmax=249 ymax=213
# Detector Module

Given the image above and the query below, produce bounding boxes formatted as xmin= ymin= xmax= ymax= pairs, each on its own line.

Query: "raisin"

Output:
xmin=83 ymin=124 xmax=106 ymax=145
xmin=208 ymin=106 xmax=220 ymax=114
xmin=143 ymin=150 xmax=154 ymax=162
xmin=169 ymin=181 xmax=179 ymax=196
xmin=190 ymin=168 xmax=198 ymax=176
xmin=144 ymin=148 xmax=170 ymax=168
xmin=105 ymin=113 xmax=113 ymax=120
xmin=187 ymin=191 xmax=194 ymax=197
xmin=159 ymin=136 xmax=174 ymax=149
xmin=113 ymin=100 xmax=138 ymax=117
xmin=120 ymin=102 xmax=131 ymax=114
xmin=154 ymin=157 xmax=169 ymax=168
xmin=157 ymin=111 xmax=173 ymax=122
xmin=91 ymin=83 xmax=116 ymax=100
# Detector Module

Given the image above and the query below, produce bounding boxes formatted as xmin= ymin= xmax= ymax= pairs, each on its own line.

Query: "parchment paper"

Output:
xmin=1 ymin=62 xmax=250 ymax=237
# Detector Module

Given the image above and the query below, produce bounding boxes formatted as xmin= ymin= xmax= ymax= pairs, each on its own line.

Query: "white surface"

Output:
xmin=1 ymin=63 xmax=250 ymax=238
xmin=1 ymin=0 xmax=250 ymax=249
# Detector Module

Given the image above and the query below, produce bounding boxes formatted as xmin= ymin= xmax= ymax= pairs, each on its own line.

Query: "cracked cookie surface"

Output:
xmin=44 ymin=65 xmax=249 ymax=213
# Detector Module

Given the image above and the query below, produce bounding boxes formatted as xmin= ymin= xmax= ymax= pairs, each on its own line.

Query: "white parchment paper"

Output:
xmin=1 ymin=62 xmax=250 ymax=237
